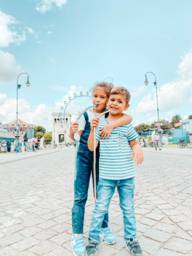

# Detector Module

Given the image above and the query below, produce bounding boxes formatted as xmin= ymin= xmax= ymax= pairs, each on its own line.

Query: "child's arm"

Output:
xmin=129 ymin=140 xmax=144 ymax=165
xmin=69 ymin=122 xmax=83 ymax=141
xmin=88 ymin=118 xmax=99 ymax=151
xmin=100 ymin=114 xmax=132 ymax=138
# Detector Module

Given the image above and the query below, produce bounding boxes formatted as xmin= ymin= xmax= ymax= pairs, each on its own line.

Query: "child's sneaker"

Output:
xmin=71 ymin=234 xmax=86 ymax=256
xmin=125 ymin=238 xmax=142 ymax=256
xmin=101 ymin=227 xmax=116 ymax=245
xmin=86 ymin=240 xmax=98 ymax=256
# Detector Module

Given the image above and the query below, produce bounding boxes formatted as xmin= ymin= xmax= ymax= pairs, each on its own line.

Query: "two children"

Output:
xmin=70 ymin=83 xmax=143 ymax=256
xmin=86 ymin=86 xmax=143 ymax=256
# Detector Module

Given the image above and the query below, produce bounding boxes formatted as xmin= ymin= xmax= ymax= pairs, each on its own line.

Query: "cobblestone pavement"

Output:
xmin=0 ymin=147 xmax=192 ymax=256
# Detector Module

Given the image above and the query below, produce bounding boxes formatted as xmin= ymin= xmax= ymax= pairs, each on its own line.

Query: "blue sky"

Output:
xmin=0 ymin=0 xmax=192 ymax=130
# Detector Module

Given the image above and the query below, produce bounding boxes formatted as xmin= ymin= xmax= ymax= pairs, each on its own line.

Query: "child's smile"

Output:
xmin=107 ymin=94 xmax=128 ymax=115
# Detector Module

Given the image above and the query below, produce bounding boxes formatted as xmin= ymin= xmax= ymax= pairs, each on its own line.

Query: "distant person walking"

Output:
xmin=152 ymin=132 xmax=161 ymax=151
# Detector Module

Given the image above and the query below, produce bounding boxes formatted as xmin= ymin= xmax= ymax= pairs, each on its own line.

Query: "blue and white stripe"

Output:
xmin=96 ymin=118 xmax=138 ymax=180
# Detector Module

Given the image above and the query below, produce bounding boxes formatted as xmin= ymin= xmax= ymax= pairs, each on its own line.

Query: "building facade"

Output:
xmin=52 ymin=112 xmax=71 ymax=146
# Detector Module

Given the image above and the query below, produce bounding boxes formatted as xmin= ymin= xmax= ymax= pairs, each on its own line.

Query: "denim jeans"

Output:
xmin=72 ymin=147 xmax=108 ymax=234
xmin=89 ymin=178 xmax=136 ymax=242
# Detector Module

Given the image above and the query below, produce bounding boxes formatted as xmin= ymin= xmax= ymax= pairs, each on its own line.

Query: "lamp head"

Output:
xmin=144 ymin=75 xmax=149 ymax=86
xmin=26 ymin=75 xmax=31 ymax=87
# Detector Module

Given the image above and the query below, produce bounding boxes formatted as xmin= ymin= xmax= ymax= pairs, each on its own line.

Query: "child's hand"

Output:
xmin=70 ymin=122 xmax=79 ymax=133
xmin=91 ymin=118 xmax=100 ymax=129
xmin=132 ymin=143 xmax=144 ymax=165
xmin=100 ymin=124 xmax=113 ymax=138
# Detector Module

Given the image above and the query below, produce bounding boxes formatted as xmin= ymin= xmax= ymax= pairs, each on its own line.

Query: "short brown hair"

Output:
xmin=92 ymin=82 xmax=113 ymax=98
xmin=110 ymin=86 xmax=131 ymax=105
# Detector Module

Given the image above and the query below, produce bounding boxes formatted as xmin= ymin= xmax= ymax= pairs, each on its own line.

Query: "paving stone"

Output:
xmin=50 ymin=233 xmax=69 ymax=245
xmin=153 ymin=222 xmax=176 ymax=233
xmin=11 ymin=237 xmax=39 ymax=251
xmin=29 ymin=240 xmax=58 ymax=255
xmin=20 ymin=226 xmax=42 ymax=237
xmin=0 ymin=148 xmax=192 ymax=256
xmin=33 ymin=229 xmax=58 ymax=240
xmin=37 ymin=220 xmax=57 ymax=229
xmin=0 ymin=233 xmax=24 ymax=247
xmin=164 ymin=237 xmax=192 ymax=254
xmin=144 ymin=228 xmax=172 ymax=242
xmin=99 ymin=243 xmax=119 ymax=255
xmin=2 ymin=223 xmax=25 ymax=236
xmin=18 ymin=252 xmax=37 ymax=256
xmin=0 ymin=246 xmax=17 ymax=256
xmin=21 ymin=215 xmax=44 ymax=227
xmin=140 ymin=217 xmax=157 ymax=227
xmin=156 ymin=248 xmax=184 ymax=256
xmin=178 ymin=221 xmax=192 ymax=231
xmin=139 ymin=236 xmax=161 ymax=255
xmin=47 ymin=246 xmax=72 ymax=256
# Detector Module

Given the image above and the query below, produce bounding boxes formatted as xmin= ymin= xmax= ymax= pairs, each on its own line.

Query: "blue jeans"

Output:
xmin=89 ymin=178 xmax=136 ymax=242
xmin=72 ymin=148 xmax=108 ymax=234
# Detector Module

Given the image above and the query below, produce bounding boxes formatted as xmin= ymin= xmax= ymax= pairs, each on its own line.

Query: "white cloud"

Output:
xmin=136 ymin=79 xmax=192 ymax=113
xmin=36 ymin=0 xmax=67 ymax=13
xmin=0 ymin=93 xmax=52 ymax=130
xmin=0 ymin=51 xmax=22 ymax=82
xmin=0 ymin=11 xmax=26 ymax=47
xmin=135 ymin=51 xmax=192 ymax=120
xmin=178 ymin=51 xmax=192 ymax=79
xmin=22 ymin=104 xmax=52 ymax=130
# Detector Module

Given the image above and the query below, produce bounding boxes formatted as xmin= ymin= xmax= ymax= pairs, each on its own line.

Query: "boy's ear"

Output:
xmin=125 ymin=103 xmax=130 ymax=110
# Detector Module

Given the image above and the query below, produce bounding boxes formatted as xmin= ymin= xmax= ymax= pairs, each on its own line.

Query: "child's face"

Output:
xmin=92 ymin=87 xmax=108 ymax=113
xmin=107 ymin=94 xmax=128 ymax=115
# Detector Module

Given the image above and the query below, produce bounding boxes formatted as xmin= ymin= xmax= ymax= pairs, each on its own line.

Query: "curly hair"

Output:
xmin=92 ymin=81 xmax=114 ymax=98
xmin=110 ymin=86 xmax=131 ymax=105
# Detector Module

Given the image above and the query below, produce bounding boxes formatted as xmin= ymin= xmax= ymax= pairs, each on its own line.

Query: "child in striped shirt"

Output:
xmin=87 ymin=86 xmax=144 ymax=256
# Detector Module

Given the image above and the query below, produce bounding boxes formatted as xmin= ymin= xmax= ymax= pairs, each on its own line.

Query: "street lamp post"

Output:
xmin=16 ymin=72 xmax=31 ymax=151
xmin=144 ymin=71 xmax=160 ymax=123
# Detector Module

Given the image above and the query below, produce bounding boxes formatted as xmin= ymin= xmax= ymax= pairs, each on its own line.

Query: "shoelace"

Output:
xmin=127 ymin=240 xmax=141 ymax=253
xmin=86 ymin=241 xmax=97 ymax=253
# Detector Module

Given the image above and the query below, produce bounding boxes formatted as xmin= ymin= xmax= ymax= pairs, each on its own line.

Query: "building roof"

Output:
xmin=5 ymin=119 xmax=33 ymax=129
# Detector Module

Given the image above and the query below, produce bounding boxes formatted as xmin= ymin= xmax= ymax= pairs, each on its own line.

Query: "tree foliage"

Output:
xmin=44 ymin=132 xmax=52 ymax=144
xmin=34 ymin=126 xmax=46 ymax=139
xmin=171 ymin=115 xmax=182 ymax=127
xmin=135 ymin=123 xmax=151 ymax=133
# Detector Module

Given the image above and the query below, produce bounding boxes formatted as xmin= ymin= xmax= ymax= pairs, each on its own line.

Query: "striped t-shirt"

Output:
xmin=96 ymin=117 xmax=138 ymax=180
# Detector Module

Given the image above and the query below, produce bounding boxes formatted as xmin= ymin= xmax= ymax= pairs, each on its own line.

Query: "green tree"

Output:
xmin=35 ymin=131 xmax=44 ymax=139
xmin=135 ymin=123 xmax=151 ymax=134
xmin=171 ymin=115 xmax=182 ymax=127
xmin=158 ymin=119 xmax=172 ymax=130
xmin=44 ymin=132 xmax=52 ymax=144
xmin=34 ymin=126 xmax=46 ymax=139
